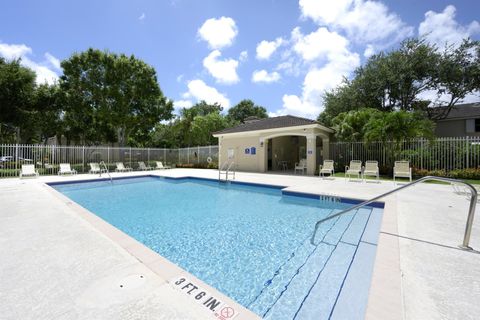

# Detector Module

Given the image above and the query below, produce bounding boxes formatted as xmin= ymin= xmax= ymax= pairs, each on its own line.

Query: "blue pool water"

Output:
xmin=52 ymin=176 xmax=383 ymax=319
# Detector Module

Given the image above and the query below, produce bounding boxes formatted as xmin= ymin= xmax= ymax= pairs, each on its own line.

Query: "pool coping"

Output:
xmin=43 ymin=173 xmax=402 ymax=320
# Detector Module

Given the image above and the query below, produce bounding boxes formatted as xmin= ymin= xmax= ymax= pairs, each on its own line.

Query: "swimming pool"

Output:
xmin=51 ymin=176 xmax=383 ymax=319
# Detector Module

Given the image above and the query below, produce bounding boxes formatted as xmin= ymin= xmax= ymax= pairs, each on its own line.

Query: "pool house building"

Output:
xmin=213 ymin=115 xmax=334 ymax=175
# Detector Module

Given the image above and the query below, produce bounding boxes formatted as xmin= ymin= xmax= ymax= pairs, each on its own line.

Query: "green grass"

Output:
xmin=329 ymin=172 xmax=480 ymax=185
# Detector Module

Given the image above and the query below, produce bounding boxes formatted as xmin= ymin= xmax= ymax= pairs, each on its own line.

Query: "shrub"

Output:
xmin=448 ymin=168 xmax=480 ymax=180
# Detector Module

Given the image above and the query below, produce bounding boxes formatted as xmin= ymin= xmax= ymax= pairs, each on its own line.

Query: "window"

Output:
xmin=475 ymin=119 xmax=480 ymax=132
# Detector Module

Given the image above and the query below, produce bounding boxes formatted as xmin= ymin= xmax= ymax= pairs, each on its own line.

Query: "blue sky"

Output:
xmin=1 ymin=0 xmax=479 ymax=118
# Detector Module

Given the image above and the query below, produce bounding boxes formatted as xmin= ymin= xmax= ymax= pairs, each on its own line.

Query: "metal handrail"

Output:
xmin=99 ymin=161 xmax=113 ymax=183
xmin=310 ymin=176 xmax=477 ymax=250
xmin=219 ymin=161 xmax=235 ymax=181
xmin=227 ymin=161 xmax=236 ymax=180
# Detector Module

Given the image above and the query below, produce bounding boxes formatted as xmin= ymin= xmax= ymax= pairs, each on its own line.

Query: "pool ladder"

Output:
xmin=310 ymin=176 xmax=477 ymax=250
xmin=99 ymin=161 xmax=113 ymax=184
xmin=219 ymin=161 xmax=235 ymax=182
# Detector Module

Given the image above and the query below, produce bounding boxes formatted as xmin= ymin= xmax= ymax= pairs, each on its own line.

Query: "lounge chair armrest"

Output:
xmin=319 ymin=165 xmax=323 ymax=170
xmin=345 ymin=166 xmax=349 ymax=171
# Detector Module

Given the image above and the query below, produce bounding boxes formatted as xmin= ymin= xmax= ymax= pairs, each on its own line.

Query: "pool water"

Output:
xmin=52 ymin=176 xmax=383 ymax=319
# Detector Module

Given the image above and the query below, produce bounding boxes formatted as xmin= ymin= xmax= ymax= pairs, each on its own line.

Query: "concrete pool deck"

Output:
xmin=0 ymin=169 xmax=479 ymax=319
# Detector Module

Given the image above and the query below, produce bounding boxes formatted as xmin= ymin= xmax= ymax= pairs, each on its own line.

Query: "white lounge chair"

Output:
xmin=319 ymin=160 xmax=335 ymax=178
xmin=345 ymin=160 xmax=363 ymax=180
xmin=156 ymin=161 xmax=171 ymax=170
xmin=89 ymin=162 xmax=107 ymax=174
xmin=363 ymin=160 xmax=379 ymax=182
xmin=115 ymin=162 xmax=132 ymax=172
xmin=294 ymin=159 xmax=307 ymax=174
xmin=20 ymin=164 xmax=39 ymax=179
xmin=393 ymin=161 xmax=412 ymax=183
xmin=138 ymin=161 xmax=154 ymax=171
xmin=58 ymin=163 xmax=77 ymax=175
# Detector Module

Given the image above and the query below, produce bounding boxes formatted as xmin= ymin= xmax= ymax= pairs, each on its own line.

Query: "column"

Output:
xmin=260 ymin=138 xmax=268 ymax=173
xmin=306 ymin=135 xmax=316 ymax=175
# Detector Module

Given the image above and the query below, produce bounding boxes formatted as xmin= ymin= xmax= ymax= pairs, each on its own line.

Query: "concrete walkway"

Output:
xmin=0 ymin=169 xmax=479 ymax=319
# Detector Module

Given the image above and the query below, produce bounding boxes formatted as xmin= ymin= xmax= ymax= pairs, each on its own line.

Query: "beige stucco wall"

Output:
xmin=218 ymin=136 xmax=265 ymax=172
xmin=216 ymin=126 xmax=332 ymax=175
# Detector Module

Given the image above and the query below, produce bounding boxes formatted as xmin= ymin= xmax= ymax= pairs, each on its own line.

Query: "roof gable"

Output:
xmin=213 ymin=115 xmax=323 ymax=135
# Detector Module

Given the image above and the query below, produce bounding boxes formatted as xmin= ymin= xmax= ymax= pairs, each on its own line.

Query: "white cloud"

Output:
xmin=0 ymin=43 xmax=32 ymax=59
xmin=252 ymin=70 xmax=281 ymax=83
xmin=363 ymin=44 xmax=375 ymax=58
xmin=0 ymin=42 xmax=59 ymax=84
xmin=176 ymin=74 xmax=184 ymax=83
xmin=183 ymin=79 xmax=230 ymax=109
xmin=202 ymin=50 xmax=239 ymax=84
xmin=139 ymin=13 xmax=146 ymax=20
xmin=174 ymin=99 xmax=193 ymax=110
xmin=45 ymin=52 xmax=61 ymax=70
xmin=271 ymin=50 xmax=360 ymax=118
xmin=256 ymin=37 xmax=284 ymax=60
xmin=293 ymin=27 xmax=349 ymax=61
xmin=239 ymin=50 xmax=248 ymax=62
xmin=197 ymin=17 xmax=238 ymax=49
xmin=419 ymin=5 xmax=480 ymax=48
xmin=299 ymin=0 xmax=413 ymax=44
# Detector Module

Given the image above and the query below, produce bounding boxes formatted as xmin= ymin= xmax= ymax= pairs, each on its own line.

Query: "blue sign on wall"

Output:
xmin=245 ymin=148 xmax=250 ymax=154
xmin=250 ymin=147 xmax=256 ymax=155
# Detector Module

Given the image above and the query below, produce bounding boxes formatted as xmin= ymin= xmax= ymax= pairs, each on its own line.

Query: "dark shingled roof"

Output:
xmin=213 ymin=115 xmax=320 ymax=134
xmin=439 ymin=102 xmax=480 ymax=120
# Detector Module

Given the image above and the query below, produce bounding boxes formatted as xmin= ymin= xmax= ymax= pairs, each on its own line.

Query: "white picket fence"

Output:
xmin=0 ymin=144 xmax=219 ymax=178
xmin=329 ymin=137 xmax=480 ymax=173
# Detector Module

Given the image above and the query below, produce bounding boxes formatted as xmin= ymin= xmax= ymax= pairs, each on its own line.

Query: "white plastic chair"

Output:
xmin=89 ymin=162 xmax=107 ymax=174
xmin=58 ymin=163 xmax=77 ymax=175
xmin=115 ymin=162 xmax=132 ymax=172
xmin=20 ymin=164 xmax=39 ymax=179
xmin=138 ymin=161 xmax=154 ymax=171
xmin=393 ymin=161 xmax=412 ymax=183
xmin=319 ymin=160 xmax=335 ymax=178
xmin=156 ymin=161 xmax=171 ymax=169
xmin=363 ymin=160 xmax=379 ymax=182
xmin=345 ymin=160 xmax=363 ymax=180
xmin=294 ymin=159 xmax=307 ymax=174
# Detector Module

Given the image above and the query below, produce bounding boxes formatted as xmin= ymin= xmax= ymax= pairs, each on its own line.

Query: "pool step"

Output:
xmin=247 ymin=209 xmax=342 ymax=316
xmin=261 ymin=207 xmax=373 ymax=320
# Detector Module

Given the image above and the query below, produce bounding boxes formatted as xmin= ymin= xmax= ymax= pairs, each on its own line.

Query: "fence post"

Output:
xmin=15 ymin=144 xmax=19 ymax=176
xmin=466 ymin=137 xmax=470 ymax=169
xmin=148 ymin=148 xmax=150 ymax=164
xmin=198 ymin=146 xmax=200 ymax=164
xmin=82 ymin=146 xmax=85 ymax=173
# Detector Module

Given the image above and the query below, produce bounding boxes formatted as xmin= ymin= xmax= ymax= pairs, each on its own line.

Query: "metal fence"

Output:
xmin=0 ymin=144 xmax=219 ymax=178
xmin=329 ymin=137 xmax=480 ymax=173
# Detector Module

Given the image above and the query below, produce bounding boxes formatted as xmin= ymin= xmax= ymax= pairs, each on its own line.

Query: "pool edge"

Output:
xmin=42 ymin=172 xmax=402 ymax=320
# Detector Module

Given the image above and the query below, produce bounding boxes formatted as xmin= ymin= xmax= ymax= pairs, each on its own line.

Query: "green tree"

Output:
xmin=31 ymin=84 xmax=64 ymax=144
xmin=331 ymin=108 xmax=380 ymax=142
xmin=363 ymin=111 xmax=435 ymax=143
xmin=319 ymin=37 xmax=480 ymax=123
xmin=331 ymin=109 xmax=434 ymax=144
xmin=60 ymin=48 xmax=173 ymax=146
xmin=190 ymin=112 xmax=231 ymax=146
xmin=427 ymin=39 xmax=480 ymax=119
xmin=0 ymin=58 xmax=36 ymax=142
xmin=227 ymin=99 xmax=268 ymax=123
